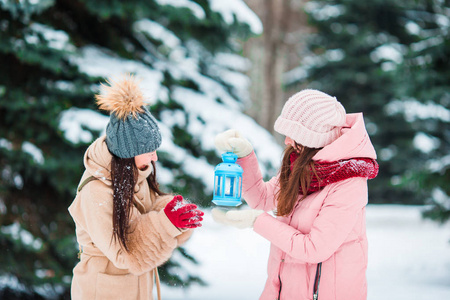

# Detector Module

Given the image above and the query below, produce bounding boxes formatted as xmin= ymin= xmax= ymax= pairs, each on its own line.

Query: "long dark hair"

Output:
xmin=110 ymin=155 xmax=166 ymax=252
xmin=276 ymin=144 xmax=321 ymax=216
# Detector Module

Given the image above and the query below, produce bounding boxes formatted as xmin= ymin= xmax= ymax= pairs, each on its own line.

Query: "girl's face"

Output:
xmin=284 ymin=136 xmax=296 ymax=148
xmin=134 ymin=151 xmax=158 ymax=171
xmin=285 ymin=136 xmax=302 ymax=152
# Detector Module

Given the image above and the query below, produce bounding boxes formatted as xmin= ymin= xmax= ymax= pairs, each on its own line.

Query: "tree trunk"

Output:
xmin=261 ymin=0 xmax=277 ymax=132
xmin=243 ymin=0 xmax=310 ymax=139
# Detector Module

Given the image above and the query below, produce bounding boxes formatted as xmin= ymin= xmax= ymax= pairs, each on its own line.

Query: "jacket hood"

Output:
xmin=83 ymin=136 xmax=152 ymax=187
xmin=84 ymin=136 xmax=112 ymax=186
xmin=313 ymin=113 xmax=377 ymax=162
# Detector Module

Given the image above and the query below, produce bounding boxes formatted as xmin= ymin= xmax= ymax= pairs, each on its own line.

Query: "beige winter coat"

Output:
xmin=68 ymin=136 xmax=192 ymax=300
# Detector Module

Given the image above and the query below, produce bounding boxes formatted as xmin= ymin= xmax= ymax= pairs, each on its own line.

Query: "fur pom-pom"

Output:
xmin=95 ymin=74 xmax=145 ymax=120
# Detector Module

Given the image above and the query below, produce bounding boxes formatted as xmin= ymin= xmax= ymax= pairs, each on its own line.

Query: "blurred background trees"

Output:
xmin=0 ymin=0 xmax=278 ymax=298
xmin=243 ymin=0 xmax=449 ymax=214
xmin=0 ymin=0 xmax=449 ymax=299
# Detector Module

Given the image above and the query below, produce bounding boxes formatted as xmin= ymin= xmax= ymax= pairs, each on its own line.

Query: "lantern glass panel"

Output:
xmin=215 ymin=175 xmax=223 ymax=196
xmin=237 ymin=177 xmax=242 ymax=198
xmin=224 ymin=176 xmax=236 ymax=197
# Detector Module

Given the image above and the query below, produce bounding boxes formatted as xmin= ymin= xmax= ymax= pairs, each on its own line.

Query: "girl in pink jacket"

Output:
xmin=213 ymin=89 xmax=378 ymax=300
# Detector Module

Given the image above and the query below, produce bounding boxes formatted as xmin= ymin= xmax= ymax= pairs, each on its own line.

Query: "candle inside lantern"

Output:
xmin=225 ymin=177 xmax=233 ymax=196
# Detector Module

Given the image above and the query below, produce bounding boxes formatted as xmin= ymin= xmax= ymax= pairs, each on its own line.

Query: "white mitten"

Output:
xmin=214 ymin=129 xmax=253 ymax=158
xmin=212 ymin=208 xmax=264 ymax=229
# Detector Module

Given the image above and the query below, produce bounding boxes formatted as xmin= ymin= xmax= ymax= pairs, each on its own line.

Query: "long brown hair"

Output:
xmin=110 ymin=155 xmax=166 ymax=252
xmin=276 ymin=144 xmax=321 ymax=216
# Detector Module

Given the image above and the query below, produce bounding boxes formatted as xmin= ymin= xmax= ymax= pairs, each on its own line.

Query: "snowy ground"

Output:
xmin=160 ymin=204 xmax=450 ymax=300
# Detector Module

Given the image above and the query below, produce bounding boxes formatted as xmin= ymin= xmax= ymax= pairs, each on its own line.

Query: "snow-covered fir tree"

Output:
xmin=283 ymin=0 xmax=449 ymax=217
xmin=0 ymin=0 xmax=282 ymax=298
xmin=389 ymin=0 xmax=450 ymax=223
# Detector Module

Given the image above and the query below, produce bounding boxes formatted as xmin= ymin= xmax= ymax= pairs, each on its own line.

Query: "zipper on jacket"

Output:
xmin=277 ymin=255 xmax=286 ymax=299
xmin=312 ymin=262 xmax=322 ymax=300
xmin=277 ymin=273 xmax=282 ymax=300
xmin=276 ymin=207 xmax=297 ymax=299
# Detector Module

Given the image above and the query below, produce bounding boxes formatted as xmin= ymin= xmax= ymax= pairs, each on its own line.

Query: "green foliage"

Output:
xmin=393 ymin=0 xmax=450 ymax=222
xmin=296 ymin=0 xmax=449 ymax=215
xmin=0 ymin=0 xmax=255 ymax=298
xmin=411 ymin=165 xmax=450 ymax=223
xmin=158 ymin=247 xmax=207 ymax=288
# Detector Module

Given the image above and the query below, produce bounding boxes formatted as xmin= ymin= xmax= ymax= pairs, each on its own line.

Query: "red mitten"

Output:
xmin=164 ymin=195 xmax=204 ymax=229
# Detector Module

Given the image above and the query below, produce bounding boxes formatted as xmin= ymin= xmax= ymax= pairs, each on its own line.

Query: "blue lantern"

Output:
xmin=212 ymin=152 xmax=243 ymax=207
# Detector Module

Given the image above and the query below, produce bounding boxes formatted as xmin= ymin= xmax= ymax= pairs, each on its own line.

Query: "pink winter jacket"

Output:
xmin=238 ymin=113 xmax=376 ymax=300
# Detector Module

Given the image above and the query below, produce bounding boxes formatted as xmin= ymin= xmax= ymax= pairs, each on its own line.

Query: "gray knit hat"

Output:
xmin=95 ymin=75 xmax=162 ymax=158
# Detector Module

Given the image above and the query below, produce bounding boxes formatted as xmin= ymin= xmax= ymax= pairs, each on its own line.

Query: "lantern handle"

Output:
xmin=222 ymin=152 xmax=238 ymax=163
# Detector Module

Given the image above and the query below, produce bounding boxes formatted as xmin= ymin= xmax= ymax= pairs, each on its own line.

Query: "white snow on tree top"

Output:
xmin=63 ymin=29 xmax=282 ymax=192
xmin=385 ymin=99 xmax=450 ymax=123
xmin=26 ymin=23 xmax=75 ymax=51
xmin=155 ymin=0 xmax=206 ymax=19
xmin=70 ymin=46 xmax=165 ymax=103
xmin=413 ymin=132 xmax=440 ymax=154
xmin=304 ymin=2 xmax=347 ymax=21
xmin=22 ymin=141 xmax=45 ymax=165
xmin=59 ymin=107 xmax=109 ymax=144
xmin=208 ymin=0 xmax=263 ymax=34
xmin=134 ymin=19 xmax=181 ymax=50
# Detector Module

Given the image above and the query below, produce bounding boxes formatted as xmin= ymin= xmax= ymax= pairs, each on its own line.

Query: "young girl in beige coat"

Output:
xmin=68 ymin=75 xmax=204 ymax=300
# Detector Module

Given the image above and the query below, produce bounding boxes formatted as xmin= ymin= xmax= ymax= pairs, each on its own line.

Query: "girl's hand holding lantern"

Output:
xmin=164 ymin=195 xmax=204 ymax=229
xmin=212 ymin=208 xmax=264 ymax=229
xmin=214 ymin=129 xmax=253 ymax=158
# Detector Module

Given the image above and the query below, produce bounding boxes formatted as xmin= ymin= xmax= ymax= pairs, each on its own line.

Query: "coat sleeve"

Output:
xmin=253 ymin=177 xmax=368 ymax=263
xmin=152 ymin=193 xmax=172 ymax=212
xmin=72 ymin=181 xmax=182 ymax=275
xmin=237 ymin=151 xmax=279 ymax=211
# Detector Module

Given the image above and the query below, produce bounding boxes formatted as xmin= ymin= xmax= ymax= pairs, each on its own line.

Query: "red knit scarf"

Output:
xmin=290 ymin=152 xmax=379 ymax=194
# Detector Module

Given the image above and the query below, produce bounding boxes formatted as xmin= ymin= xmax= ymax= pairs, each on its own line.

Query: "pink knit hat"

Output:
xmin=274 ymin=89 xmax=346 ymax=148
